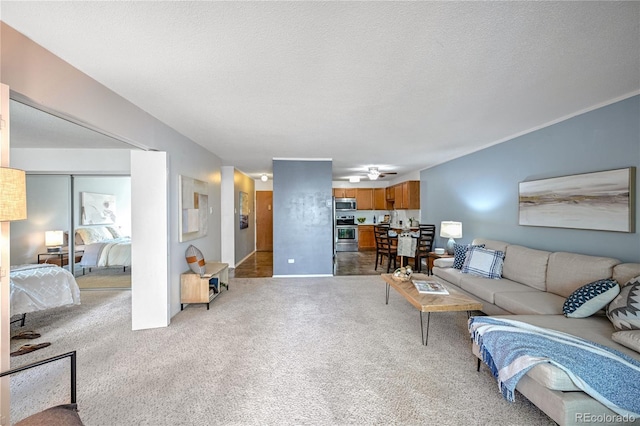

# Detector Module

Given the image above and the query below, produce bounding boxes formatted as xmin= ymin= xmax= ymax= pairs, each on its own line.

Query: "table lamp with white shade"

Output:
xmin=45 ymin=230 xmax=64 ymax=252
xmin=440 ymin=221 xmax=462 ymax=254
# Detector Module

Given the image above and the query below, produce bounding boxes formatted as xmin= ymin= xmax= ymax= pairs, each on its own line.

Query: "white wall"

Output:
xmin=11 ymin=148 xmax=130 ymax=174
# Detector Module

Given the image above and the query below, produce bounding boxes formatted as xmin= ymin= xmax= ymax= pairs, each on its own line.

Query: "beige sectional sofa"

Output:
xmin=432 ymin=238 xmax=640 ymax=426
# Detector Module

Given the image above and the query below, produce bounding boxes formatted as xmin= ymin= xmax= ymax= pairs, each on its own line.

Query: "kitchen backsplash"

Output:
xmin=354 ymin=210 xmax=420 ymax=226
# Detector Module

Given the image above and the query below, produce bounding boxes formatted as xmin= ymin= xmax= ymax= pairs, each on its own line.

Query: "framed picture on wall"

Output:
xmin=518 ymin=167 xmax=635 ymax=232
xmin=239 ymin=191 xmax=249 ymax=229
xmin=81 ymin=192 xmax=117 ymax=225
xmin=179 ymin=175 xmax=208 ymax=242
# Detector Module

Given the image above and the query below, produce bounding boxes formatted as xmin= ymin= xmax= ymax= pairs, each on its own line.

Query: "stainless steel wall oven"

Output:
xmin=335 ymin=214 xmax=358 ymax=252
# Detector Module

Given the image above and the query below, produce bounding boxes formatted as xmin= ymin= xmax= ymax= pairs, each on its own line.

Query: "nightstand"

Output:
xmin=426 ymin=252 xmax=453 ymax=275
xmin=37 ymin=250 xmax=84 ymax=267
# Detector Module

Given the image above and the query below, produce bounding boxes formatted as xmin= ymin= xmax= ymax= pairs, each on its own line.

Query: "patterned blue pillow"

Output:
xmin=563 ymin=279 xmax=620 ymax=318
xmin=452 ymin=244 xmax=485 ymax=269
xmin=461 ymin=246 xmax=505 ymax=279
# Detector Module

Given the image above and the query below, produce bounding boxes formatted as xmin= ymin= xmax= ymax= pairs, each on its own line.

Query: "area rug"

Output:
xmin=75 ymin=267 xmax=131 ymax=289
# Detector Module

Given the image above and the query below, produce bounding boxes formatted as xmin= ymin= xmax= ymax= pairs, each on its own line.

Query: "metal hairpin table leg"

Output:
xmin=420 ymin=311 xmax=431 ymax=346
xmin=385 ymin=282 xmax=390 ymax=304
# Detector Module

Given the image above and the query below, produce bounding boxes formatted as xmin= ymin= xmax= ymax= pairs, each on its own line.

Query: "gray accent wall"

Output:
xmin=273 ymin=160 xmax=333 ymax=276
xmin=420 ymin=95 xmax=640 ymax=262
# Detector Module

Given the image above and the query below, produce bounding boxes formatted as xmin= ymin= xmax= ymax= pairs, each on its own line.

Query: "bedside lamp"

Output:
xmin=45 ymin=230 xmax=64 ymax=253
xmin=440 ymin=221 xmax=462 ymax=255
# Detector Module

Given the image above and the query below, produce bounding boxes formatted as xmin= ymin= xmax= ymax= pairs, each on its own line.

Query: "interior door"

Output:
xmin=256 ymin=191 xmax=273 ymax=251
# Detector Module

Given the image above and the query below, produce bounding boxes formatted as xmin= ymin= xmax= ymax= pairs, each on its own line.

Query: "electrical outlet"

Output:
xmin=288 ymin=259 xmax=295 ymax=264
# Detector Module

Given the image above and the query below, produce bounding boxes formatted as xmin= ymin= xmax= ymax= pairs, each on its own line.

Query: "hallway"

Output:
xmin=231 ymin=250 xmax=402 ymax=278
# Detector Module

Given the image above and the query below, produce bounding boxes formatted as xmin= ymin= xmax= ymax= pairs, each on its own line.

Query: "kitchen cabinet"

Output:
xmin=373 ymin=188 xmax=387 ymax=210
xmin=356 ymin=188 xmax=373 ymax=210
xmin=358 ymin=225 xmax=375 ymax=250
xmin=394 ymin=184 xmax=404 ymax=208
xmin=395 ymin=181 xmax=420 ymax=209
xmin=385 ymin=186 xmax=395 ymax=201
xmin=333 ymin=188 xmax=357 ymax=198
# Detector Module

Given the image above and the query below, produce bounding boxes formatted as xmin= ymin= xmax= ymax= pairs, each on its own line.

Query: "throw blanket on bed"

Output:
xmin=468 ymin=316 xmax=640 ymax=417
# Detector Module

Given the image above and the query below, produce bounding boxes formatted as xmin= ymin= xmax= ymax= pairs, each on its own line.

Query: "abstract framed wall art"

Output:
xmin=239 ymin=191 xmax=249 ymax=229
xmin=81 ymin=192 xmax=117 ymax=225
xmin=179 ymin=175 xmax=208 ymax=242
xmin=518 ymin=167 xmax=635 ymax=232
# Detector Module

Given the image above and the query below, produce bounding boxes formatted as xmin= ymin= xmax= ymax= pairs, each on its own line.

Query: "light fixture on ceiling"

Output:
xmin=349 ymin=176 xmax=360 ymax=183
xmin=260 ymin=174 xmax=268 ymax=182
xmin=367 ymin=167 xmax=380 ymax=180
xmin=0 ymin=167 xmax=27 ymax=222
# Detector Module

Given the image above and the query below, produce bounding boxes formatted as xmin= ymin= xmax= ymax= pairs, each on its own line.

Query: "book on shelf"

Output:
xmin=412 ymin=280 xmax=449 ymax=295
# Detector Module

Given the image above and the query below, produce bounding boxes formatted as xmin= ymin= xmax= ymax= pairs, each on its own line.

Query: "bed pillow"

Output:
xmin=452 ymin=243 xmax=485 ymax=269
xmin=461 ymin=246 xmax=505 ymax=279
xmin=612 ymin=330 xmax=640 ymax=354
xmin=607 ymin=277 xmax=640 ymax=331
xmin=75 ymin=227 xmax=112 ymax=245
xmin=185 ymin=245 xmax=206 ymax=276
xmin=106 ymin=226 xmax=123 ymax=239
xmin=562 ymin=279 xmax=620 ymax=318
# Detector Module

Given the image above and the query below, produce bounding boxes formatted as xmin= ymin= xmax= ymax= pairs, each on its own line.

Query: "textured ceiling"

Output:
xmin=3 ymin=1 xmax=639 ymax=181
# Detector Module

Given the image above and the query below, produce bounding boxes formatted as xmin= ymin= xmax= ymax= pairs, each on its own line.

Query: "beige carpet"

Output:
xmin=9 ymin=276 xmax=554 ymax=425
xmin=75 ymin=267 xmax=131 ymax=289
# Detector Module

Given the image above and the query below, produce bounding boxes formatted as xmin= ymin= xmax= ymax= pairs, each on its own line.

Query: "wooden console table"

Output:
xmin=180 ymin=262 xmax=229 ymax=310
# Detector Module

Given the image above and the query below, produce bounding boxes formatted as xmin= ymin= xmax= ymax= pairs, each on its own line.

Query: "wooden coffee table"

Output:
xmin=381 ymin=273 xmax=483 ymax=346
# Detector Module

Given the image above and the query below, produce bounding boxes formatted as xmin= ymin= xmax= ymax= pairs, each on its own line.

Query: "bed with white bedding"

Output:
xmin=10 ymin=264 xmax=81 ymax=318
xmin=75 ymin=226 xmax=131 ymax=269
xmin=80 ymin=237 xmax=132 ymax=268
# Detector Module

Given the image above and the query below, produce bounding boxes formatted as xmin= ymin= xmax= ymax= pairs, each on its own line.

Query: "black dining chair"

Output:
xmin=415 ymin=224 xmax=436 ymax=272
xmin=374 ymin=225 xmax=397 ymax=273
xmin=1 ymin=351 xmax=83 ymax=425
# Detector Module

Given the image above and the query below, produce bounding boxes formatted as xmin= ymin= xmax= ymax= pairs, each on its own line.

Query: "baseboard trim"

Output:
xmin=234 ymin=251 xmax=256 ymax=268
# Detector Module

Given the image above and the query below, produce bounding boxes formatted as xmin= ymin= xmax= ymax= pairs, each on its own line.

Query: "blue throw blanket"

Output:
xmin=468 ymin=316 xmax=640 ymax=417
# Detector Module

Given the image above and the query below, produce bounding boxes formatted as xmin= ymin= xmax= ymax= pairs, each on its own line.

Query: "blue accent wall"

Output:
xmin=420 ymin=95 xmax=640 ymax=262
xmin=273 ymin=160 xmax=334 ymax=275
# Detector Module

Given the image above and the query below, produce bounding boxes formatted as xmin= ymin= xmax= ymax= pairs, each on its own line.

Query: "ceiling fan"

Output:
xmin=366 ymin=167 xmax=397 ymax=180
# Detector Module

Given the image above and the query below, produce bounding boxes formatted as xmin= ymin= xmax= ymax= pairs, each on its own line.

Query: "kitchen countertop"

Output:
xmin=357 ymin=223 xmax=419 ymax=230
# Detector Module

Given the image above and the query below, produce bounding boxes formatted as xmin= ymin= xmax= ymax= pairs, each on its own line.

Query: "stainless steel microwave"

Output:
xmin=335 ymin=198 xmax=357 ymax=211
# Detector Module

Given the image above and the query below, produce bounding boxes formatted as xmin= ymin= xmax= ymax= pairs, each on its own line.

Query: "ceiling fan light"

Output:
xmin=367 ymin=167 xmax=380 ymax=180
